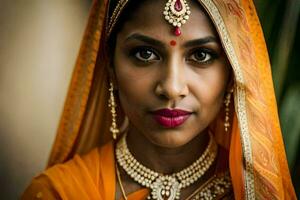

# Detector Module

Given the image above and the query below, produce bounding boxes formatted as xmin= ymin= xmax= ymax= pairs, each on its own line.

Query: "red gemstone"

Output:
xmin=174 ymin=27 xmax=181 ymax=36
xmin=175 ymin=0 xmax=183 ymax=11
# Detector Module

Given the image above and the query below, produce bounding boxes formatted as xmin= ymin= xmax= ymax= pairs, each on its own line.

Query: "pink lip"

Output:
xmin=152 ymin=109 xmax=192 ymax=128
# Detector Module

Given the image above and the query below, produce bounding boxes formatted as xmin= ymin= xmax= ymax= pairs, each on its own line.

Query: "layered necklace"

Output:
xmin=115 ymin=132 xmax=218 ymax=200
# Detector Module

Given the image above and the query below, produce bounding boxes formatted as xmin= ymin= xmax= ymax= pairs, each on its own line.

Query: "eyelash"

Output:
xmin=186 ymin=48 xmax=219 ymax=65
xmin=130 ymin=47 xmax=160 ymax=63
xmin=129 ymin=47 xmax=218 ymax=65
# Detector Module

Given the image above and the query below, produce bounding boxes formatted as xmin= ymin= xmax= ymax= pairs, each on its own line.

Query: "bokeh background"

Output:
xmin=0 ymin=0 xmax=299 ymax=199
xmin=0 ymin=1 xmax=91 ymax=199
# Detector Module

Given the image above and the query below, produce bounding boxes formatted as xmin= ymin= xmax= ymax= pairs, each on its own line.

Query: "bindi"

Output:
xmin=170 ymin=40 xmax=177 ymax=46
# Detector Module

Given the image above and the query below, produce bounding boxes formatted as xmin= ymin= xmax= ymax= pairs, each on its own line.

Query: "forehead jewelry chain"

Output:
xmin=116 ymin=132 xmax=218 ymax=200
xmin=163 ymin=0 xmax=191 ymax=36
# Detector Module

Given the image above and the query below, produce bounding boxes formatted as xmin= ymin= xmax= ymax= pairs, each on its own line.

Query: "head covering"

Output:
xmin=47 ymin=0 xmax=296 ymax=199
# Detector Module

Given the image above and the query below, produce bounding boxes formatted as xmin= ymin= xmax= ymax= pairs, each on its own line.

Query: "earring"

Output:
xmin=108 ymin=82 xmax=119 ymax=140
xmin=224 ymin=89 xmax=233 ymax=132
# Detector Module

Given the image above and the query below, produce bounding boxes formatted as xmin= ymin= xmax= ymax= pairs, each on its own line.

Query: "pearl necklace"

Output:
xmin=115 ymin=132 xmax=218 ymax=200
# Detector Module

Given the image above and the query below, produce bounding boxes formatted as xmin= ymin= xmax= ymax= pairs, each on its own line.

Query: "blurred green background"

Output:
xmin=255 ymin=0 xmax=300 ymax=197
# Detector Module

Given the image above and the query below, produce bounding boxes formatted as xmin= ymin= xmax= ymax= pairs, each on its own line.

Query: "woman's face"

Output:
xmin=113 ymin=0 xmax=230 ymax=148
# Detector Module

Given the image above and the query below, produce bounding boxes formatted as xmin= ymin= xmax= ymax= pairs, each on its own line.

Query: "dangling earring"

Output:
xmin=108 ymin=82 xmax=119 ymax=140
xmin=224 ymin=89 xmax=233 ymax=132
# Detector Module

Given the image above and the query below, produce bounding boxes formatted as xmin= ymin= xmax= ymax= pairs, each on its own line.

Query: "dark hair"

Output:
xmin=105 ymin=0 xmax=212 ymax=61
xmin=106 ymin=0 xmax=146 ymax=56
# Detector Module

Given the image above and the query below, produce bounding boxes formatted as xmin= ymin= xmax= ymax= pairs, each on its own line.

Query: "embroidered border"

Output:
xmin=107 ymin=0 xmax=129 ymax=36
xmin=196 ymin=0 xmax=255 ymax=199
xmin=187 ymin=172 xmax=232 ymax=200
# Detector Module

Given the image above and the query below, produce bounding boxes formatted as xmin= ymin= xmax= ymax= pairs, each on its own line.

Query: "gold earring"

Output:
xmin=108 ymin=82 xmax=119 ymax=140
xmin=224 ymin=89 xmax=233 ymax=132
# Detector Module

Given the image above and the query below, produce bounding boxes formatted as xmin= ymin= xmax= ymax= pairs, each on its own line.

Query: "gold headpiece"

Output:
xmin=163 ymin=0 xmax=191 ymax=36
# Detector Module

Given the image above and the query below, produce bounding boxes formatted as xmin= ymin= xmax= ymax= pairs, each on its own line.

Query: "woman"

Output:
xmin=22 ymin=0 xmax=296 ymax=199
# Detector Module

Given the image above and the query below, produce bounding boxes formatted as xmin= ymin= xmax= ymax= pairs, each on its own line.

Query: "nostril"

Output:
xmin=158 ymin=93 xmax=170 ymax=101
xmin=155 ymin=83 xmax=189 ymax=101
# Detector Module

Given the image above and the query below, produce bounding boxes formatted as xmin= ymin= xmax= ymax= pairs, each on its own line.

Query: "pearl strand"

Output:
xmin=115 ymin=132 xmax=218 ymax=200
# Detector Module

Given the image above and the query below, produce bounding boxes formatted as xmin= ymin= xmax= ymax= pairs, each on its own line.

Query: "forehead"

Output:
xmin=118 ymin=0 xmax=217 ymax=40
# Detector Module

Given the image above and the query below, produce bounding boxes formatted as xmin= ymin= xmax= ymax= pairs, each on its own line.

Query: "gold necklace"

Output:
xmin=116 ymin=163 xmax=128 ymax=200
xmin=115 ymin=132 xmax=218 ymax=200
xmin=116 ymin=164 xmax=232 ymax=200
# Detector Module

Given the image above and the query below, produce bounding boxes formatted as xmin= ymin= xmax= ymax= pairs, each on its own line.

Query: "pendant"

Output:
xmin=163 ymin=0 xmax=191 ymax=36
xmin=116 ymin=132 xmax=218 ymax=200
xmin=148 ymin=176 xmax=181 ymax=200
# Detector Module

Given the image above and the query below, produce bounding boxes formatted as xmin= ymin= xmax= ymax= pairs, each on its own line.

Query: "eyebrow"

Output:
xmin=183 ymin=36 xmax=218 ymax=48
xmin=125 ymin=33 xmax=165 ymax=49
xmin=124 ymin=33 xmax=218 ymax=48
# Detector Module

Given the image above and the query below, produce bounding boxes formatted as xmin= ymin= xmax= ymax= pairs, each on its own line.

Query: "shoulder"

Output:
xmin=21 ymin=174 xmax=60 ymax=200
xmin=22 ymin=142 xmax=114 ymax=200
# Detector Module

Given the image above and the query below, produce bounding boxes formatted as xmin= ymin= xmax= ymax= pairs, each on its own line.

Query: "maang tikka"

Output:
xmin=108 ymin=82 xmax=119 ymax=139
xmin=224 ymin=89 xmax=233 ymax=132
xmin=163 ymin=0 xmax=191 ymax=36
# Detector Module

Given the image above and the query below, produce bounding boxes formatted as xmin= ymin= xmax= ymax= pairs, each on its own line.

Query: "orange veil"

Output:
xmin=47 ymin=0 xmax=296 ymax=199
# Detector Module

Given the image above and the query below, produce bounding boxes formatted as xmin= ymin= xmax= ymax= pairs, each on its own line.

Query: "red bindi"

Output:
xmin=170 ymin=40 xmax=177 ymax=46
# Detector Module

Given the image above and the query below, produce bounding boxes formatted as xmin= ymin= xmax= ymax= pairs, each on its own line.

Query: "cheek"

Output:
xmin=116 ymin=69 xmax=139 ymax=111
xmin=192 ymin=62 xmax=229 ymax=113
xmin=114 ymin=61 xmax=155 ymax=117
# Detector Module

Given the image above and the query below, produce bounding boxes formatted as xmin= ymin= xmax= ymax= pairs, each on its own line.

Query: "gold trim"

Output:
xmin=186 ymin=172 xmax=232 ymax=200
xmin=116 ymin=163 xmax=128 ymax=200
xmin=107 ymin=0 xmax=129 ymax=36
xmin=196 ymin=0 xmax=255 ymax=199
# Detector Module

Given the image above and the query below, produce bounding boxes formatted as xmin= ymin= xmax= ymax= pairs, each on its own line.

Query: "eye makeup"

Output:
xmin=186 ymin=47 xmax=219 ymax=65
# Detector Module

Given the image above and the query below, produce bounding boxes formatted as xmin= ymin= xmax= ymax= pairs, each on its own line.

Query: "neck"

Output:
xmin=126 ymin=126 xmax=210 ymax=174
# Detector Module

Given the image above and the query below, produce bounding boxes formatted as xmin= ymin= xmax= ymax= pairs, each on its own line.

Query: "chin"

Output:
xmin=146 ymin=130 xmax=194 ymax=148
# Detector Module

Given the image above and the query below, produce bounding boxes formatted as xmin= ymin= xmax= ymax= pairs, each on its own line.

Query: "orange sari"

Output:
xmin=22 ymin=0 xmax=296 ymax=199
xmin=22 ymin=142 xmax=149 ymax=199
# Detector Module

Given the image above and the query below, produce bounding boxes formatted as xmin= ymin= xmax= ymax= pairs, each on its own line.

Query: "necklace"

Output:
xmin=116 ymin=163 xmax=128 ymax=200
xmin=115 ymin=132 xmax=218 ymax=200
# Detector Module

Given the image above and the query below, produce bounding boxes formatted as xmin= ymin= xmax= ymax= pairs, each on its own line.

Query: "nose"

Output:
xmin=155 ymin=58 xmax=189 ymax=101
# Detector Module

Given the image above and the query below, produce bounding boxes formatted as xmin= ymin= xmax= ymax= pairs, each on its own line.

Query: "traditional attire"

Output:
xmin=22 ymin=0 xmax=296 ymax=199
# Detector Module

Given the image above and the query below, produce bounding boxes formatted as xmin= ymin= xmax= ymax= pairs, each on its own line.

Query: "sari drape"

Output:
xmin=22 ymin=142 xmax=150 ymax=199
xmin=23 ymin=0 xmax=296 ymax=199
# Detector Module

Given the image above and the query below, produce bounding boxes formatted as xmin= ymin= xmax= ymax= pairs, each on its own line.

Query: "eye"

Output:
xmin=133 ymin=48 xmax=159 ymax=62
xmin=188 ymin=49 xmax=217 ymax=64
